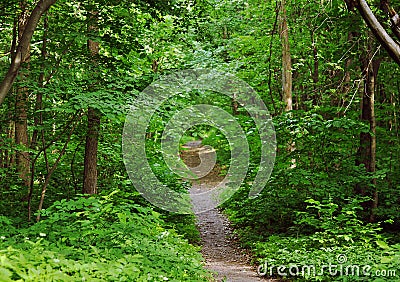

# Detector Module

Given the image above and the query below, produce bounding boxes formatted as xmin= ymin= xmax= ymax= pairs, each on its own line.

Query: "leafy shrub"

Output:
xmin=0 ymin=194 xmax=212 ymax=281
xmin=254 ymin=198 xmax=400 ymax=281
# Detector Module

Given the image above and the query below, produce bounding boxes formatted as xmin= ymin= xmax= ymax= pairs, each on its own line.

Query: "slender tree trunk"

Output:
xmin=15 ymin=87 xmax=30 ymax=191
xmin=37 ymin=120 xmax=79 ymax=221
xmin=279 ymin=0 xmax=295 ymax=168
xmin=266 ymin=1 xmax=280 ymax=114
xmin=369 ymin=57 xmax=380 ymax=222
xmin=279 ymin=0 xmax=292 ymax=112
xmin=28 ymin=14 xmax=48 ymax=220
xmin=356 ymin=32 xmax=380 ymax=221
xmin=342 ymin=32 xmax=355 ymax=95
xmin=82 ymin=11 xmax=100 ymax=195
xmin=15 ymin=2 xmax=31 ymax=192
xmin=8 ymin=112 xmax=15 ymax=169
xmin=231 ymin=93 xmax=239 ymax=115
xmin=31 ymin=13 xmax=47 ymax=149
xmin=311 ymin=29 xmax=319 ymax=86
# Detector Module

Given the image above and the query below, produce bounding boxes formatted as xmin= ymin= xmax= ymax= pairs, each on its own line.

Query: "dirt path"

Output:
xmin=181 ymin=141 xmax=272 ymax=282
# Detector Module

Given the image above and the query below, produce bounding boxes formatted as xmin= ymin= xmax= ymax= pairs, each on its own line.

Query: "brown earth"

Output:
xmin=180 ymin=141 xmax=276 ymax=282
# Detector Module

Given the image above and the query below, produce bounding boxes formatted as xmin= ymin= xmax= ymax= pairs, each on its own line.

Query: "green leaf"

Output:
xmin=376 ymin=240 xmax=390 ymax=250
xmin=381 ymin=256 xmax=394 ymax=264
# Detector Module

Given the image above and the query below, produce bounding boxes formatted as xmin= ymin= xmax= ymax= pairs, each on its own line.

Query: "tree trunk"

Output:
xmin=311 ymin=29 xmax=319 ymax=86
xmin=231 ymin=93 xmax=239 ymax=115
xmin=15 ymin=87 xmax=30 ymax=191
xmin=31 ymin=13 xmax=47 ymax=150
xmin=356 ymin=32 xmax=380 ymax=221
xmin=82 ymin=108 xmax=100 ymax=194
xmin=342 ymin=32 xmax=355 ymax=95
xmin=279 ymin=0 xmax=292 ymax=112
xmin=279 ymin=0 xmax=295 ymax=168
xmin=15 ymin=2 xmax=31 ymax=192
xmin=82 ymin=11 xmax=100 ymax=195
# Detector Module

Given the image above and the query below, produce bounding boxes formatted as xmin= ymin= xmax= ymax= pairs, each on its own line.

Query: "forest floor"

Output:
xmin=180 ymin=141 xmax=274 ymax=282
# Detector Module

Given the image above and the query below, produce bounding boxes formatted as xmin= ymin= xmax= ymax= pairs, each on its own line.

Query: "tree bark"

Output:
xmin=380 ymin=0 xmax=400 ymax=41
xmin=31 ymin=13 xmax=48 ymax=150
xmin=82 ymin=11 xmax=100 ymax=195
xmin=0 ymin=0 xmax=57 ymax=105
xmin=279 ymin=0 xmax=295 ymax=168
xmin=15 ymin=88 xmax=30 ymax=191
xmin=356 ymin=32 xmax=380 ymax=222
xmin=279 ymin=0 xmax=292 ymax=112
xmin=82 ymin=108 xmax=100 ymax=194
xmin=15 ymin=1 xmax=31 ymax=192
xmin=28 ymin=14 xmax=49 ymax=220
xmin=342 ymin=32 xmax=355 ymax=95
xmin=267 ymin=1 xmax=280 ymax=114
xmin=349 ymin=0 xmax=400 ymax=65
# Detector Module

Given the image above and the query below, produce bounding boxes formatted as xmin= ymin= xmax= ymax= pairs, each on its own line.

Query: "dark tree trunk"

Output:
xmin=15 ymin=2 xmax=31 ymax=192
xmin=15 ymin=86 xmax=30 ymax=191
xmin=82 ymin=11 xmax=100 ymax=195
xmin=356 ymin=33 xmax=380 ymax=222
xmin=82 ymin=108 xmax=100 ymax=194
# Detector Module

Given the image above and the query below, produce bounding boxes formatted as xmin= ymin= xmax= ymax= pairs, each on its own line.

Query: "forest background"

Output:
xmin=0 ymin=0 xmax=400 ymax=281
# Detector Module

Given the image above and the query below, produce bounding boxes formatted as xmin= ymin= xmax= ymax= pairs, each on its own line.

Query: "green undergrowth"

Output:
xmin=227 ymin=197 xmax=400 ymax=281
xmin=210 ymin=109 xmax=400 ymax=281
xmin=0 ymin=193 xmax=211 ymax=281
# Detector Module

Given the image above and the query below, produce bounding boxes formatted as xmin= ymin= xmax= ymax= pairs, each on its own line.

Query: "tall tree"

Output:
xmin=15 ymin=1 xmax=31 ymax=192
xmin=356 ymin=31 xmax=380 ymax=222
xmin=279 ymin=0 xmax=295 ymax=168
xmin=82 ymin=9 xmax=100 ymax=195
xmin=279 ymin=0 xmax=292 ymax=112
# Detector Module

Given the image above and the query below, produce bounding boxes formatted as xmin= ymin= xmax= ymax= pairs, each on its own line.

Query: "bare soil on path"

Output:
xmin=180 ymin=141 xmax=275 ymax=282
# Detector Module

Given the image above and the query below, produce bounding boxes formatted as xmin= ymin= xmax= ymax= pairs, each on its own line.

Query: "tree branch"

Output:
xmin=354 ymin=0 xmax=400 ymax=65
xmin=0 ymin=0 xmax=57 ymax=105
xmin=380 ymin=0 xmax=400 ymax=41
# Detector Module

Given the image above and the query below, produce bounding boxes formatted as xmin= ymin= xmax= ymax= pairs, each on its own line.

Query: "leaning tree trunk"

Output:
xmin=0 ymin=0 xmax=57 ymax=105
xmin=345 ymin=0 xmax=400 ymax=65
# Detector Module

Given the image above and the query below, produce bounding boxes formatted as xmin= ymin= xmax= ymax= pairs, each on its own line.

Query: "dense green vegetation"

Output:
xmin=0 ymin=195 xmax=210 ymax=281
xmin=1 ymin=0 xmax=400 ymax=281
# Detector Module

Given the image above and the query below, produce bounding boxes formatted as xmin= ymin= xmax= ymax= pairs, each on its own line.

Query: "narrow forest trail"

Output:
xmin=180 ymin=141 xmax=273 ymax=282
